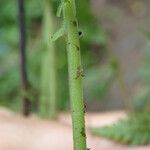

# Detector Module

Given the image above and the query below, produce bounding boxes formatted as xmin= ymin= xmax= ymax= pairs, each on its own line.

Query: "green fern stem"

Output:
xmin=63 ymin=0 xmax=87 ymax=149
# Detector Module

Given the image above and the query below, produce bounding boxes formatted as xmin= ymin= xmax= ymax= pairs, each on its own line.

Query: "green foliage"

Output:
xmin=91 ymin=112 xmax=150 ymax=145
xmin=0 ymin=0 xmax=42 ymax=111
xmin=133 ymin=88 xmax=150 ymax=112
xmin=0 ymin=0 xmax=108 ymax=112
xmin=143 ymin=29 xmax=150 ymax=40
xmin=91 ymin=31 xmax=150 ymax=146
xmin=84 ymin=63 xmax=117 ymax=99
xmin=76 ymin=0 xmax=107 ymax=46
xmin=0 ymin=0 xmax=17 ymax=26
xmin=56 ymin=40 xmax=69 ymax=110
xmin=133 ymin=39 xmax=150 ymax=112
xmin=138 ymin=42 xmax=150 ymax=84
xmin=0 ymin=67 xmax=19 ymax=104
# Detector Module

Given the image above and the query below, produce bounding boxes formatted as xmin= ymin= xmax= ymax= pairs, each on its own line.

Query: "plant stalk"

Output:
xmin=18 ymin=0 xmax=30 ymax=116
xmin=40 ymin=0 xmax=57 ymax=119
xmin=63 ymin=0 xmax=87 ymax=149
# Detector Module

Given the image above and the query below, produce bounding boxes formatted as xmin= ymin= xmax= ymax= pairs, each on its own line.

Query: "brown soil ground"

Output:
xmin=0 ymin=107 xmax=149 ymax=150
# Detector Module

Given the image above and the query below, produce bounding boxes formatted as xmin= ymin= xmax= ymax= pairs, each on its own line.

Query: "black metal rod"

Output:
xmin=18 ymin=0 xmax=30 ymax=116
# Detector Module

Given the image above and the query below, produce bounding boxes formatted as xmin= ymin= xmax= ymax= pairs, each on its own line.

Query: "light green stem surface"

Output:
xmin=63 ymin=0 xmax=87 ymax=149
xmin=40 ymin=0 xmax=57 ymax=119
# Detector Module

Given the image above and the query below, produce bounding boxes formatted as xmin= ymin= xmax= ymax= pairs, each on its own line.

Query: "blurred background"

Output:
xmin=0 ymin=0 xmax=150 ymax=149
xmin=1 ymin=0 xmax=150 ymax=113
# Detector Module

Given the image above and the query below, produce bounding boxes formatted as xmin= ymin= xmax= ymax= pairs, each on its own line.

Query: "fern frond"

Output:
xmin=91 ymin=113 xmax=150 ymax=145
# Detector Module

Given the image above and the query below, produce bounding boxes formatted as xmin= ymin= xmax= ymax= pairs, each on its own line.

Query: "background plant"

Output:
xmin=0 ymin=0 xmax=109 ymax=112
xmin=90 ymin=31 xmax=150 ymax=145
xmin=38 ymin=0 xmax=57 ymax=119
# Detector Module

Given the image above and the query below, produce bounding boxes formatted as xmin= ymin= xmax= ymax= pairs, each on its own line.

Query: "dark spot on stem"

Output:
xmin=80 ymin=127 xmax=86 ymax=137
xmin=78 ymin=31 xmax=82 ymax=36
xmin=73 ymin=20 xmax=77 ymax=27
xmin=75 ymin=66 xmax=85 ymax=79
xmin=76 ymin=45 xmax=80 ymax=51
xmin=68 ymin=42 xmax=80 ymax=51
